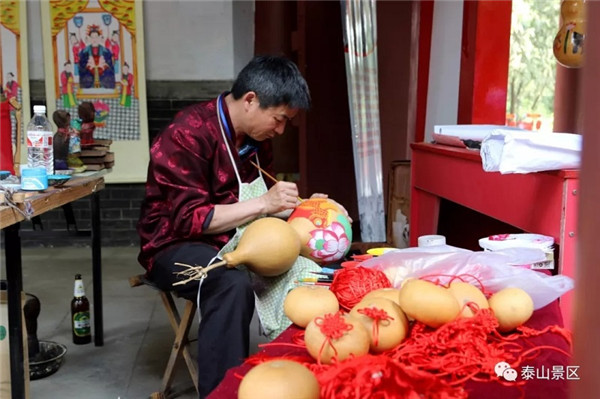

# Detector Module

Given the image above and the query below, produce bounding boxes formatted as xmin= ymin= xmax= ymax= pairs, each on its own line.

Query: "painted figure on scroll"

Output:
xmin=60 ymin=61 xmax=77 ymax=108
xmin=78 ymin=25 xmax=115 ymax=89
xmin=119 ymin=62 xmax=133 ymax=107
xmin=136 ymin=55 xmax=349 ymax=398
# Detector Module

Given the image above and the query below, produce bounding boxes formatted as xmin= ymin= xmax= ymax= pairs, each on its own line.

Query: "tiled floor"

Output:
xmin=3 ymin=246 xmax=267 ymax=399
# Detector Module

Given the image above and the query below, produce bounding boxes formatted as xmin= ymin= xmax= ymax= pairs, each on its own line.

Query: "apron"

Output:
xmin=196 ymin=96 xmax=321 ymax=340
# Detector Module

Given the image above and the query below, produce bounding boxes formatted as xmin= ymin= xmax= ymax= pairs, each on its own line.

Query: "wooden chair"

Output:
xmin=129 ymin=274 xmax=199 ymax=398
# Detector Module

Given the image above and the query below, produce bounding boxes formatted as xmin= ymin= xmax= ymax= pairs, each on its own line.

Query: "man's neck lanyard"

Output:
xmin=217 ymin=94 xmax=234 ymax=141
xmin=218 ymin=93 xmax=259 ymax=161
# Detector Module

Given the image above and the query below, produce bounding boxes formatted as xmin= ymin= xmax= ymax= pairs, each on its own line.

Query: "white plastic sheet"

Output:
xmin=360 ymin=248 xmax=574 ymax=310
xmin=480 ymin=130 xmax=582 ymax=174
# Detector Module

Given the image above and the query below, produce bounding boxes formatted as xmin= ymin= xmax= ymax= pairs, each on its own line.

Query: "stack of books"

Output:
xmin=80 ymin=139 xmax=115 ymax=171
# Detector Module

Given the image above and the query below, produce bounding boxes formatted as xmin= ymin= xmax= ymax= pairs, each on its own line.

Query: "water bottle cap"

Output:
xmin=33 ymin=105 xmax=46 ymax=114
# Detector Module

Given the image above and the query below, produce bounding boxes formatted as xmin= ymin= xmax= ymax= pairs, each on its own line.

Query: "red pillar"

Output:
xmin=414 ymin=0 xmax=434 ymax=143
xmin=457 ymin=0 xmax=512 ymax=124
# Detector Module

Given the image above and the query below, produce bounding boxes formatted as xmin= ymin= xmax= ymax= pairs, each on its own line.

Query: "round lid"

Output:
xmin=33 ymin=105 xmax=46 ymax=114
xmin=479 ymin=233 xmax=554 ymax=251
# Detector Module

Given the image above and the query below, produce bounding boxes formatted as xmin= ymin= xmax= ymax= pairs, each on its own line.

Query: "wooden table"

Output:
xmin=409 ymin=143 xmax=578 ymax=328
xmin=1 ymin=174 xmax=106 ymax=399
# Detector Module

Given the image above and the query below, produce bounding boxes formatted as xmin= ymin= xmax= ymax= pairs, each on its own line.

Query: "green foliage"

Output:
xmin=507 ymin=0 xmax=560 ymax=126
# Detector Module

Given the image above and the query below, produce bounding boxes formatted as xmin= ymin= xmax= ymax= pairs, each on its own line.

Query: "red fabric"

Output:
xmin=208 ymin=300 xmax=571 ymax=399
xmin=0 ymin=100 xmax=15 ymax=174
xmin=137 ymin=96 xmax=274 ymax=271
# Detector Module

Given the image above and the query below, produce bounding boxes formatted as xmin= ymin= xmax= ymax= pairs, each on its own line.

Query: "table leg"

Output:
xmin=90 ymin=192 xmax=103 ymax=346
xmin=409 ymin=187 xmax=441 ymax=246
xmin=5 ymin=223 xmax=26 ymax=399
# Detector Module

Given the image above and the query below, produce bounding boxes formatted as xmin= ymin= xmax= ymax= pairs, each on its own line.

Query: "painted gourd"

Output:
xmin=553 ymin=0 xmax=586 ymax=68
xmin=287 ymin=198 xmax=352 ymax=264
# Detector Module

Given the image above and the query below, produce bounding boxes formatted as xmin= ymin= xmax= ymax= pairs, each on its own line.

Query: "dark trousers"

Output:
xmin=149 ymin=242 xmax=255 ymax=398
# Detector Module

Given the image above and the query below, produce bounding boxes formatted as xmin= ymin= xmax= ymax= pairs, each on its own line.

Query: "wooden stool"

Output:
xmin=129 ymin=274 xmax=199 ymax=398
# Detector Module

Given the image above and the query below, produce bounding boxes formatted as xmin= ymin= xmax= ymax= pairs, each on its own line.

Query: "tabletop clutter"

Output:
xmin=0 ymin=102 xmax=114 ymax=202
xmin=176 ymin=197 xmax=574 ymax=399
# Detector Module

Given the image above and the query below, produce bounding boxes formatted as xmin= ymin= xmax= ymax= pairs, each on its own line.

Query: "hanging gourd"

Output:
xmin=174 ymin=217 xmax=301 ymax=284
xmin=553 ymin=0 xmax=586 ymax=68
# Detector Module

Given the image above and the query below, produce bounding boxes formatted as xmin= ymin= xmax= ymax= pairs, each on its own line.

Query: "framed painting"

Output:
xmin=40 ymin=0 xmax=149 ymax=183
xmin=1 ymin=0 xmax=31 ymax=173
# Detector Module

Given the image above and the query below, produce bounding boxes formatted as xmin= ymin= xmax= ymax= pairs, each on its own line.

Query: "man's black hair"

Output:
xmin=231 ymin=55 xmax=311 ymax=110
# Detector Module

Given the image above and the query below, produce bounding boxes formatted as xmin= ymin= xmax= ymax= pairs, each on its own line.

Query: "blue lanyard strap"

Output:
xmin=217 ymin=94 xmax=233 ymax=141
xmin=218 ymin=93 xmax=259 ymax=161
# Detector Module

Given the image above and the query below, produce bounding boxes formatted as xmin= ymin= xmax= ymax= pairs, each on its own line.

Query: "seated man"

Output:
xmin=137 ymin=55 xmax=346 ymax=398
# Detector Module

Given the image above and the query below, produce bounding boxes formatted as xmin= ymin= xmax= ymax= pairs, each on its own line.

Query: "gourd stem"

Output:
xmin=172 ymin=260 xmax=228 ymax=285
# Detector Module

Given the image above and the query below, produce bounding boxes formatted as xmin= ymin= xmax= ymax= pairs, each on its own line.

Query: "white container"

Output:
xmin=479 ymin=233 xmax=554 ymax=270
xmin=27 ymin=105 xmax=54 ymax=176
xmin=418 ymin=234 xmax=446 ymax=247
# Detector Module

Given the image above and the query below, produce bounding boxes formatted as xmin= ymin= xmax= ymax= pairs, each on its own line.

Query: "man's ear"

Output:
xmin=242 ymin=91 xmax=258 ymax=111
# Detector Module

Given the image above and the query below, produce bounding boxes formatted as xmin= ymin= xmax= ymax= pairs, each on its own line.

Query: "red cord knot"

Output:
xmin=314 ymin=312 xmax=354 ymax=363
xmin=357 ymin=306 xmax=394 ymax=347
xmin=314 ymin=311 xmax=354 ymax=340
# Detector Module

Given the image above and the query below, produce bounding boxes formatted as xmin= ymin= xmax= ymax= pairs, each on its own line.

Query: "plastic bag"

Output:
xmin=360 ymin=247 xmax=574 ymax=310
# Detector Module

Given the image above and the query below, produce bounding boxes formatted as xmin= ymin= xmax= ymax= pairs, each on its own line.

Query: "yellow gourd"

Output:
xmin=304 ymin=313 xmax=370 ymax=364
xmin=238 ymin=359 xmax=320 ymax=399
xmin=447 ymin=281 xmax=489 ymax=318
xmin=284 ymin=286 xmax=339 ymax=328
xmin=349 ymin=297 xmax=409 ymax=353
xmin=488 ymin=287 xmax=534 ymax=332
xmin=174 ymin=217 xmax=301 ymax=284
xmin=360 ymin=287 xmax=402 ymax=306
xmin=398 ymin=279 xmax=460 ymax=328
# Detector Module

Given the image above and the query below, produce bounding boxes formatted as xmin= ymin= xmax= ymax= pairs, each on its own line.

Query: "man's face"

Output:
xmin=245 ymin=100 xmax=298 ymax=141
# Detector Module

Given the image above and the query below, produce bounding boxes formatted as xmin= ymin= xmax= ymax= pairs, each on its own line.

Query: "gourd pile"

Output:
xmin=238 ymin=261 xmax=570 ymax=399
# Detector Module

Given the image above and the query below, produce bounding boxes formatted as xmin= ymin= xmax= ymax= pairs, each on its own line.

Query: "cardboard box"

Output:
xmin=0 ymin=290 xmax=30 ymax=398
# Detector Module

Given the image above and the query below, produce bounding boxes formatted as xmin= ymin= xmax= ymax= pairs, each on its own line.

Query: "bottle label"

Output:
xmin=73 ymin=311 xmax=91 ymax=336
xmin=27 ymin=130 xmax=53 ymax=148
xmin=74 ymin=280 xmax=85 ymax=297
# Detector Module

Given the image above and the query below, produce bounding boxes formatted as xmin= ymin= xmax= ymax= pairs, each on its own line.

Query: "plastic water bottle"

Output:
xmin=26 ymin=105 xmax=54 ymax=175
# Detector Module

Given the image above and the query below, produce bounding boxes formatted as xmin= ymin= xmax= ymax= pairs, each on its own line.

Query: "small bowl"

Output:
xmin=29 ymin=340 xmax=67 ymax=380
xmin=47 ymin=175 xmax=71 ymax=187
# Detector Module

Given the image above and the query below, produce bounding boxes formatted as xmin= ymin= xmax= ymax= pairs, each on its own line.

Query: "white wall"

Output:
xmin=26 ymin=0 xmax=254 ymax=81
xmin=424 ymin=0 xmax=464 ymax=142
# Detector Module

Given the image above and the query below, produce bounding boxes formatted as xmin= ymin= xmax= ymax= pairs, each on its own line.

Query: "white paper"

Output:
xmin=433 ymin=124 xmax=526 ymax=141
xmin=480 ymin=130 xmax=581 ymax=174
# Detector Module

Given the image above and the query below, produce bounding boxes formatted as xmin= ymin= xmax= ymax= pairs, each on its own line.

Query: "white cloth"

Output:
xmin=480 ymin=130 xmax=581 ymax=174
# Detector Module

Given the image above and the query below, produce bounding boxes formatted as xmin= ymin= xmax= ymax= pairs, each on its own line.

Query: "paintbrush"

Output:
xmin=249 ymin=160 xmax=303 ymax=202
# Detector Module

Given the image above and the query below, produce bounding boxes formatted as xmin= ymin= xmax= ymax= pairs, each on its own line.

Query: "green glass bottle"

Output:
xmin=71 ymin=274 xmax=91 ymax=345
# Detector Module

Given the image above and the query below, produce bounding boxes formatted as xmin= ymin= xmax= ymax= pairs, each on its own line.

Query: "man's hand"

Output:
xmin=260 ymin=181 xmax=299 ymax=214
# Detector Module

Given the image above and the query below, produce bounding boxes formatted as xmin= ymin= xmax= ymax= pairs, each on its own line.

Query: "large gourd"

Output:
xmin=174 ymin=217 xmax=301 ymax=284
